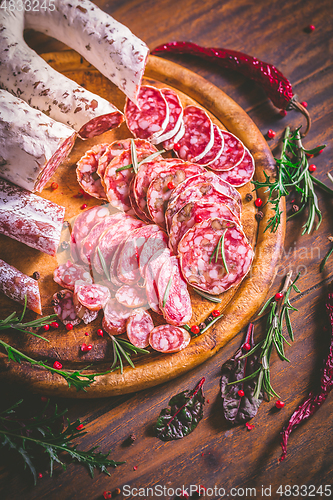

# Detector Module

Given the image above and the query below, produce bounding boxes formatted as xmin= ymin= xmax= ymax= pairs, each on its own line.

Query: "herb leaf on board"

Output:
xmin=155 ymin=378 xmax=205 ymax=441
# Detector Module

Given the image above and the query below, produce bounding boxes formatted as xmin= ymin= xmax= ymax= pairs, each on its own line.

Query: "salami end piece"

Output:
xmin=149 ymin=324 xmax=191 ymax=353
xmin=126 ymin=308 xmax=154 ymax=348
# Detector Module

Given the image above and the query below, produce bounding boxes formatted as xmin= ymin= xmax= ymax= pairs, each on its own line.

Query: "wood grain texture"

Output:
xmin=1 ymin=0 xmax=333 ymax=497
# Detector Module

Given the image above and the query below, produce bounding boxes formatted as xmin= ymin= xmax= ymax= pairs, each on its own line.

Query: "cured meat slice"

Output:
xmin=146 ymin=162 xmax=206 ymax=229
xmin=169 ymin=201 xmax=240 ymax=254
xmin=0 ymin=259 xmax=42 ymax=315
xmin=126 ymin=309 xmax=154 ymax=348
xmin=175 ymin=105 xmax=214 ymax=162
xmin=128 ymin=178 xmax=152 ymax=223
xmin=73 ymin=299 xmax=99 ymax=325
xmin=196 ymin=125 xmax=224 ymax=166
xmin=157 ymin=256 xmax=192 ymax=326
xmin=149 ymin=325 xmax=191 ymax=353
xmin=145 ymin=248 xmax=172 ymax=314
xmin=102 ymin=298 xmax=133 ymax=335
xmin=151 ymin=88 xmax=184 ymax=144
xmin=139 ymin=230 xmax=169 ymax=278
xmin=52 ymin=289 xmax=81 ymax=326
xmin=165 ymin=182 xmax=241 ymax=233
xmin=208 ymin=130 xmax=245 ymax=171
xmin=92 ymin=218 xmax=145 ymax=276
xmin=74 ymin=280 xmax=111 ymax=311
xmin=76 ymin=144 xmax=109 ymax=200
xmin=70 ymin=205 xmax=110 ymax=262
xmin=0 ymin=90 xmax=76 ymax=193
xmin=163 ymin=120 xmax=185 ymax=151
xmin=212 ymin=148 xmax=255 ymax=187
xmin=103 ymin=145 xmax=162 ymax=212
xmin=125 ymin=85 xmax=169 ymax=140
xmin=53 ymin=260 xmax=92 ymax=291
xmin=117 ymin=225 xmax=161 ymax=284
xmin=0 ymin=179 xmax=65 ymax=257
xmin=178 ymin=219 xmax=254 ymax=295
xmin=115 ymin=284 xmax=148 ymax=308
xmin=134 ymin=158 xmax=184 ymax=220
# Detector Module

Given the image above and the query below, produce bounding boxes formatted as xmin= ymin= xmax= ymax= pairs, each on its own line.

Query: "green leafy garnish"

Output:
xmin=209 ymin=229 xmax=229 ymax=273
xmin=162 ymin=274 xmax=174 ymax=308
xmin=107 ymin=334 xmax=149 ymax=374
xmin=194 ymin=289 xmax=222 ymax=303
xmin=97 ymin=246 xmax=111 ymax=281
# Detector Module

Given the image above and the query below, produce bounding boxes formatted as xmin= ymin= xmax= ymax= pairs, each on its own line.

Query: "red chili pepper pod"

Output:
xmin=152 ymin=41 xmax=311 ymax=135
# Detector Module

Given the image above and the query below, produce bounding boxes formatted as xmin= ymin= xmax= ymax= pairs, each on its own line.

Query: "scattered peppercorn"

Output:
xmin=81 ymin=343 xmax=92 ymax=352
xmin=133 ymin=465 xmax=138 ymax=471
xmin=255 ymin=211 xmax=264 ymax=221
xmin=50 ymin=322 xmax=59 ymax=329
xmin=309 ymin=164 xmax=317 ymax=172
xmin=97 ymin=329 xmax=104 ymax=337
xmin=254 ymin=198 xmax=263 ymax=208
xmin=85 ymin=332 xmax=89 ymax=336
xmin=301 ymin=101 xmax=308 ymax=108
xmin=38 ymin=473 xmax=43 ymax=479
xmin=275 ymin=400 xmax=285 ymax=409
xmin=267 ymin=129 xmax=276 ymax=139
xmin=275 ymin=292 xmax=284 ymax=301
xmin=32 ymin=271 xmax=40 ymax=280
xmin=65 ymin=323 xmax=73 ymax=331
xmin=51 ymin=182 xmax=58 ymax=190
xmin=167 ymin=181 xmax=175 ymax=190
xmin=245 ymin=422 xmax=255 ymax=431
xmin=103 ymin=492 xmax=112 ymax=500
xmin=212 ymin=310 xmax=221 ymax=317
xmin=279 ymin=109 xmax=287 ymax=117
xmin=53 ymin=361 xmax=63 ymax=370
xmin=243 ymin=342 xmax=251 ymax=352
xmin=292 ymin=204 xmax=300 ymax=214
xmin=80 ymin=203 xmax=87 ymax=210
xmin=199 ymin=322 xmax=206 ymax=331
xmin=238 ymin=389 xmax=245 ymax=397
xmin=173 ymin=143 xmax=181 ymax=152
xmin=43 ymin=324 xmax=50 ymax=331
xmin=191 ymin=325 xmax=200 ymax=334
xmin=318 ymin=148 xmax=324 ymax=155
xmin=194 ymin=214 xmax=203 ymax=223
xmin=60 ymin=241 xmax=70 ymax=251
xmin=76 ymin=423 xmax=84 ymax=430
xmin=245 ymin=193 xmax=253 ymax=202
xmin=307 ymin=24 xmax=315 ymax=32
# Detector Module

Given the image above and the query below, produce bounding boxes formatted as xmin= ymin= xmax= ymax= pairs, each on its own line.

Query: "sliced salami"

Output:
xmin=52 ymin=289 xmax=81 ymax=326
xmin=115 ymin=284 xmax=148 ymax=308
xmin=74 ymin=280 xmax=111 ymax=311
xmin=175 ymin=105 xmax=214 ymax=162
xmin=208 ymin=130 xmax=245 ymax=171
xmin=196 ymin=125 xmax=224 ymax=166
xmin=157 ymin=256 xmax=192 ymax=326
xmin=126 ymin=309 xmax=154 ymax=348
xmin=212 ymin=148 xmax=255 ymax=187
xmin=139 ymin=229 xmax=169 ymax=278
xmin=165 ymin=182 xmax=241 ymax=233
xmin=146 ymin=162 xmax=206 ymax=229
xmin=128 ymin=177 xmax=152 ymax=223
xmin=151 ymin=88 xmax=183 ymax=144
xmin=117 ymin=225 xmax=161 ymax=284
xmin=102 ymin=298 xmax=133 ymax=335
xmin=73 ymin=298 xmax=99 ymax=325
xmin=169 ymin=201 xmax=240 ymax=254
xmin=124 ymin=85 xmax=169 ymax=140
xmin=145 ymin=248 xmax=172 ymax=314
xmin=178 ymin=219 xmax=254 ymax=295
xmin=76 ymin=143 xmax=109 ymax=200
xmin=53 ymin=260 xmax=92 ymax=291
xmin=149 ymin=324 xmax=191 ymax=353
xmin=163 ymin=120 xmax=185 ymax=151
xmin=70 ymin=205 xmax=110 ymax=262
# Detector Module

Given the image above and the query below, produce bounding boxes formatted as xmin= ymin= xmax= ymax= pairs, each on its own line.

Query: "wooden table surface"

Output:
xmin=1 ymin=0 xmax=333 ymax=498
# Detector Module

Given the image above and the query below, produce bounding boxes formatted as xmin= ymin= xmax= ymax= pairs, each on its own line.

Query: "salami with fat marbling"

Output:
xmin=212 ymin=148 xmax=255 ymax=187
xmin=175 ymin=105 xmax=214 ymax=162
xmin=53 ymin=260 xmax=92 ymax=291
xmin=208 ymin=130 xmax=245 ymax=171
xmin=52 ymin=289 xmax=81 ymax=326
xmin=115 ymin=284 xmax=148 ymax=308
xmin=102 ymin=298 xmax=133 ymax=335
xmin=149 ymin=324 xmax=191 ymax=353
xmin=126 ymin=309 xmax=154 ymax=348
xmin=145 ymin=248 xmax=172 ymax=314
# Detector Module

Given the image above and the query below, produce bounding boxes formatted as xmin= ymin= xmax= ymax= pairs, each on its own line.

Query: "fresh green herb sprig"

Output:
xmin=108 ymin=334 xmax=149 ymax=374
xmin=97 ymin=246 xmax=111 ymax=281
xmin=115 ymin=140 xmax=165 ymax=173
xmin=209 ymin=229 xmax=229 ymax=273
xmin=0 ymin=399 xmax=123 ymax=484
xmin=320 ymin=236 xmax=333 ymax=272
xmin=252 ymin=127 xmax=326 ymax=235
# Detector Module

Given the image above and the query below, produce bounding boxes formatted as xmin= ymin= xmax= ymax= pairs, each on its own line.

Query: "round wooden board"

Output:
xmin=0 ymin=52 xmax=285 ymax=398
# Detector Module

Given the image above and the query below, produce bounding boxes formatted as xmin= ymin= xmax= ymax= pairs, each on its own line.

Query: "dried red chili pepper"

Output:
xmin=280 ymin=290 xmax=333 ymax=461
xmin=152 ymin=41 xmax=311 ymax=134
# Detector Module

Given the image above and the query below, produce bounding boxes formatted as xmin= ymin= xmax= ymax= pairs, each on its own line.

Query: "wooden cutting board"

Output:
xmin=0 ymin=52 xmax=285 ymax=398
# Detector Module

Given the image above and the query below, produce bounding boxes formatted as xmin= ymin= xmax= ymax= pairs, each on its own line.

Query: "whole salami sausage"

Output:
xmin=149 ymin=324 xmax=191 ymax=353
xmin=145 ymin=248 xmax=172 ymax=314
xmin=0 ymin=259 xmax=42 ymax=315
xmin=102 ymin=298 xmax=133 ymax=335
xmin=76 ymin=144 xmax=109 ymax=200
xmin=175 ymin=105 xmax=214 ymax=162
xmin=52 ymin=289 xmax=81 ymax=326
xmin=53 ymin=260 xmax=92 ymax=291
xmin=0 ymin=179 xmax=65 ymax=256
xmin=0 ymin=90 xmax=76 ymax=193
xmin=151 ymin=88 xmax=184 ymax=144
xmin=206 ymin=130 xmax=245 ymax=171
xmin=178 ymin=218 xmax=254 ymax=295
xmin=211 ymin=148 xmax=255 ymax=187
xmin=127 ymin=309 xmax=154 ymax=348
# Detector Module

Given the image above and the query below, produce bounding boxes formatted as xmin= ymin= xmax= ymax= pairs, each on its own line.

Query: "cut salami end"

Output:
xmin=149 ymin=324 xmax=191 ymax=353
xmin=53 ymin=290 xmax=81 ymax=326
xmin=178 ymin=218 xmax=254 ymax=295
xmin=115 ymin=284 xmax=148 ymax=308
xmin=126 ymin=309 xmax=154 ymax=348
xmin=208 ymin=130 xmax=245 ymax=171
xmin=151 ymin=88 xmax=184 ymax=144
xmin=176 ymin=105 xmax=214 ymax=162
xmin=74 ymin=281 xmax=111 ymax=311
xmin=212 ymin=148 xmax=255 ymax=187
xmin=78 ymin=112 xmax=124 ymax=140
xmin=76 ymin=143 xmax=109 ymax=200
xmin=102 ymin=298 xmax=133 ymax=335
xmin=53 ymin=260 xmax=92 ymax=291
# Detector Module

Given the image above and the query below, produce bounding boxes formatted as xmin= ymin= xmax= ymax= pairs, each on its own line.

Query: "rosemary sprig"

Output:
xmin=209 ymin=230 xmax=229 ymax=273
xmin=97 ymin=246 xmax=111 ymax=281
xmin=252 ymin=126 xmax=326 ymax=235
xmin=115 ymin=146 xmax=165 ymax=173
xmin=194 ymin=289 xmax=222 ymax=303
xmin=107 ymin=334 xmax=149 ymax=374
xmin=163 ymin=274 xmax=174 ymax=307
xmin=320 ymin=236 xmax=333 ymax=272
xmin=130 ymin=138 xmax=139 ymax=174
xmin=0 ymin=399 xmax=123 ymax=484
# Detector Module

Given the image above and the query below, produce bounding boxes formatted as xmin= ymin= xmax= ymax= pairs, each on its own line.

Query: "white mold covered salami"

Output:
xmin=151 ymin=88 xmax=184 ymax=144
xmin=102 ymin=298 xmax=133 ymax=335
xmin=145 ymin=248 xmax=172 ymax=314
xmin=53 ymin=260 xmax=92 ymax=291
xmin=74 ymin=280 xmax=111 ymax=311
xmin=178 ymin=219 xmax=254 ymax=295
xmin=0 ymin=259 xmax=42 ymax=315
xmin=0 ymin=179 xmax=65 ymax=256
xmin=0 ymin=90 xmax=76 ymax=193
xmin=126 ymin=309 xmax=154 ymax=348
xmin=176 ymin=105 xmax=214 ymax=162
xmin=157 ymin=256 xmax=192 ymax=326
xmin=115 ymin=284 xmax=148 ymax=308
xmin=76 ymin=144 xmax=109 ymax=200
xmin=213 ymin=148 xmax=255 ymax=187
xmin=149 ymin=324 xmax=191 ymax=353
xmin=208 ymin=130 xmax=245 ymax=171
xmin=52 ymin=289 xmax=81 ymax=326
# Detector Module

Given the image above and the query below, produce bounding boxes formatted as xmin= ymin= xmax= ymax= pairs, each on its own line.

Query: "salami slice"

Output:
xmin=139 ymin=230 xmax=169 ymax=278
xmin=124 ymin=85 xmax=169 ymax=140
xmin=126 ymin=309 xmax=154 ymax=348
xmin=74 ymin=280 xmax=111 ymax=311
xmin=52 ymin=289 xmax=81 ymax=326
xmin=117 ymin=225 xmax=161 ymax=284
xmin=196 ymin=125 xmax=224 ymax=166
xmin=151 ymin=88 xmax=184 ymax=144
xmin=149 ymin=324 xmax=191 ymax=353
xmin=212 ymin=148 xmax=255 ymax=187
xmin=157 ymin=256 xmax=192 ymax=326
xmin=76 ymin=143 xmax=109 ymax=200
xmin=70 ymin=205 xmax=110 ymax=262
xmin=102 ymin=298 xmax=133 ymax=335
xmin=178 ymin=219 xmax=254 ymax=295
xmin=73 ymin=298 xmax=99 ymax=325
xmin=165 ymin=182 xmax=241 ymax=233
xmin=169 ymin=201 xmax=240 ymax=254
xmin=146 ymin=162 xmax=206 ymax=229
xmin=145 ymin=248 xmax=172 ymax=314
xmin=92 ymin=218 xmax=145 ymax=276
xmin=115 ymin=284 xmax=148 ymax=308
xmin=163 ymin=120 xmax=185 ymax=151
xmin=0 ymin=259 xmax=42 ymax=315
xmin=208 ymin=130 xmax=245 ymax=171
xmin=175 ymin=105 xmax=214 ymax=162
xmin=128 ymin=178 xmax=152 ymax=224
xmin=53 ymin=260 xmax=92 ymax=291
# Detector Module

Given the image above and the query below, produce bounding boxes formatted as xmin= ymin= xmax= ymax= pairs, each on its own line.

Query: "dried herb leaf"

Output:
xmin=155 ymin=378 xmax=205 ymax=441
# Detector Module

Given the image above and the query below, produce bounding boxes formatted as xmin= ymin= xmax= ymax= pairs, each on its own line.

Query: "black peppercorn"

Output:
xmin=32 ymin=271 xmax=40 ymax=280
xmin=292 ymin=204 xmax=299 ymax=213
xmin=255 ymin=211 xmax=264 ymax=221
xmin=245 ymin=193 xmax=253 ymax=202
